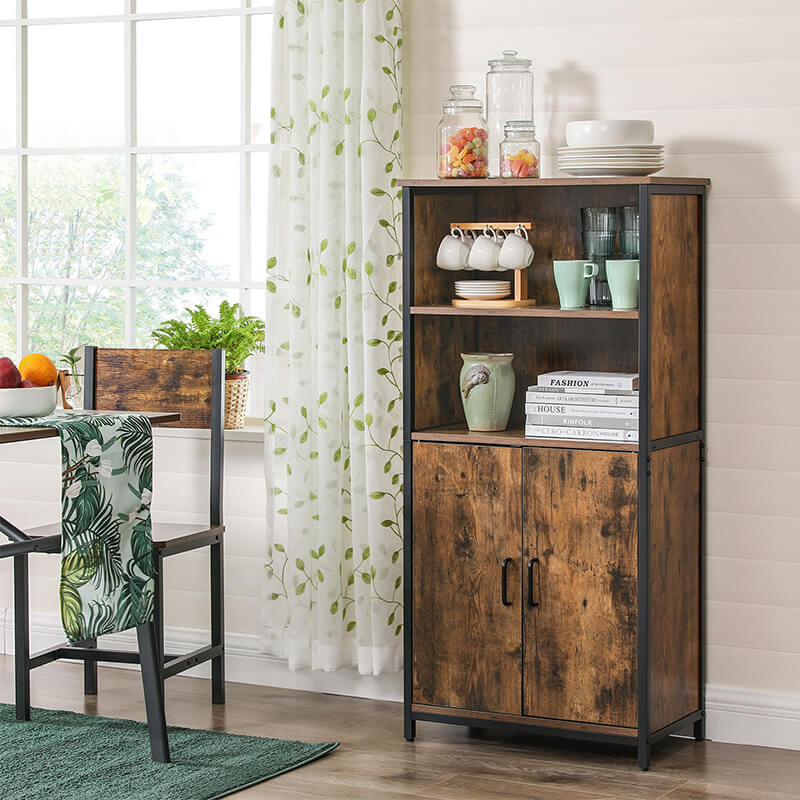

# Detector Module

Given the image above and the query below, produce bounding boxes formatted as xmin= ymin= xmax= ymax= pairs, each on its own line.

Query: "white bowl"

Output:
xmin=0 ymin=385 xmax=57 ymax=417
xmin=565 ymin=120 xmax=655 ymax=147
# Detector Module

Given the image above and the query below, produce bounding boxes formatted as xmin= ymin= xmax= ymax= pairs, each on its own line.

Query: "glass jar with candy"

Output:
xmin=436 ymin=85 xmax=489 ymax=179
xmin=499 ymin=120 xmax=540 ymax=178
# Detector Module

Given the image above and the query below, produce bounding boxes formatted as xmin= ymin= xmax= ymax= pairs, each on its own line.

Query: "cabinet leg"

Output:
xmin=637 ymin=740 xmax=650 ymax=771
xmin=404 ymin=710 xmax=416 ymax=742
xmin=693 ymin=715 xmax=706 ymax=742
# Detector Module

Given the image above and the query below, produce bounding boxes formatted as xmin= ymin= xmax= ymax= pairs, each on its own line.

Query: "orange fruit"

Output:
xmin=19 ymin=353 xmax=58 ymax=387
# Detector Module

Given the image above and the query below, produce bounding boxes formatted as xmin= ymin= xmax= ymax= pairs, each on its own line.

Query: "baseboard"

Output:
xmin=1 ymin=610 xmax=403 ymax=704
xmin=706 ymin=684 xmax=800 ymax=751
xmin=3 ymin=611 xmax=797 ymax=751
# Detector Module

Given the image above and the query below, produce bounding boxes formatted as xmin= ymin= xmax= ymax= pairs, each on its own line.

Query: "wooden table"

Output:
xmin=0 ymin=410 xmax=181 ymax=445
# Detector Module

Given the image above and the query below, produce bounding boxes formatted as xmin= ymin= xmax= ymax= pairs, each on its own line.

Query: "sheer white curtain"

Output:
xmin=262 ymin=0 xmax=403 ymax=675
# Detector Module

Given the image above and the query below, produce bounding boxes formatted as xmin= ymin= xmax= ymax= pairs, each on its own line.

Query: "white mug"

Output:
xmin=498 ymin=225 xmax=534 ymax=270
xmin=468 ymin=225 xmax=502 ymax=271
xmin=436 ymin=226 xmax=471 ymax=271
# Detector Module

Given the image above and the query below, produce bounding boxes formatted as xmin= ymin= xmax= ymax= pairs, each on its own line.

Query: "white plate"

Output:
xmin=455 ymin=291 xmax=512 ymax=300
xmin=454 ymin=289 xmax=512 ymax=295
xmin=454 ymin=287 xmax=512 ymax=292
xmin=558 ymin=164 xmax=664 ymax=176
xmin=558 ymin=153 xmax=664 ymax=160
xmin=454 ymin=282 xmax=511 ymax=288
xmin=454 ymin=286 xmax=511 ymax=291
xmin=559 ymin=145 xmax=664 ymax=153
xmin=559 ymin=162 xmax=664 ymax=169
xmin=558 ymin=162 xmax=664 ymax=170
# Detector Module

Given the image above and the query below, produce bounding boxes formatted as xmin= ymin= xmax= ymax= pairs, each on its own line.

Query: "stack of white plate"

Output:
xmin=454 ymin=280 xmax=511 ymax=300
xmin=558 ymin=145 xmax=664 ymax=176
xmin=559 ymin=120 xmax=664 ymax=176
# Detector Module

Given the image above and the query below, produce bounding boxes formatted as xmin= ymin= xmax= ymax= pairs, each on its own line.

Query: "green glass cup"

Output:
xmin=606 ymin=259 xmax=640 ymax=310
xmin=553 ymin=260 xmax=598 ymax=309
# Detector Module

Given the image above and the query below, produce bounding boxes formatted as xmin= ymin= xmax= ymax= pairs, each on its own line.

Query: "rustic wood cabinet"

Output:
xmin=400 ymin=177 xmax=708 ymax=769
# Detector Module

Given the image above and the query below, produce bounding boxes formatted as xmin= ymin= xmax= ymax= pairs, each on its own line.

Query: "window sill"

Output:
xmin=152 ymin=419 xmax=265 ymax=443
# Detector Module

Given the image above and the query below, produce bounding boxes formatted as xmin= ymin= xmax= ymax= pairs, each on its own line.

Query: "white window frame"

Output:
xmin=0 ymin=0 xmax=272 ymax=361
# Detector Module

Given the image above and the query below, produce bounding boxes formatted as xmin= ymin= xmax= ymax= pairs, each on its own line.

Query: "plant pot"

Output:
xmin=225 ymin=371 xmax=249 ymax=429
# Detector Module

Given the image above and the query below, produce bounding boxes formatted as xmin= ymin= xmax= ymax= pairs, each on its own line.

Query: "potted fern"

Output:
xmin=152 ymin=301 xmax=265 ymax=429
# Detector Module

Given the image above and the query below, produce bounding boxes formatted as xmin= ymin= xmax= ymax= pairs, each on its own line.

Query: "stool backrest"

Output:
xmin=83 ymin=347 xmax=225 ymax=526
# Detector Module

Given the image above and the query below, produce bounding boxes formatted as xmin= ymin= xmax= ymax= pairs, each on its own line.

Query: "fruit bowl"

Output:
xmin=0 ymin=385 xmax=57 ymax=418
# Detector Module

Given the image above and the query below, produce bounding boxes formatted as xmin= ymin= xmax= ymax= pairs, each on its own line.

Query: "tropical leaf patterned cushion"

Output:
xmin=0 ymin=412 xmax=154 ymax=642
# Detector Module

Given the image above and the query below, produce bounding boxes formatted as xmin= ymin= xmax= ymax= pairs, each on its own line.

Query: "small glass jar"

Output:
xmin=437 ymin=85 xmax=489 ymax=179
xmin=499 ymin=120 xmax=540 ymax=178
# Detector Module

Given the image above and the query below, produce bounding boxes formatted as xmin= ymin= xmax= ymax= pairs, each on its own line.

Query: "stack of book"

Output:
xmin=525 ymin=371 xmax=639 ymax=443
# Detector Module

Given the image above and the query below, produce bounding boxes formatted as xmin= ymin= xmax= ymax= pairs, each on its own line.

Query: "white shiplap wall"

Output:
xmin=404 ymin=0 xmax=800 ymax=747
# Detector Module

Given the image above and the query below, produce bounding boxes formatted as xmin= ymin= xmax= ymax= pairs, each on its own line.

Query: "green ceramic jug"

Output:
xmin=459 ymin=353 xmax=516 ymax=431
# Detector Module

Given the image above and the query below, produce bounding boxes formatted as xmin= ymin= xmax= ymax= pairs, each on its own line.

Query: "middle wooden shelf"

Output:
xmin=410 ymin=304 xmax=638 ymax=319
xmin=411 ymin=423 xmax=639 ymax=451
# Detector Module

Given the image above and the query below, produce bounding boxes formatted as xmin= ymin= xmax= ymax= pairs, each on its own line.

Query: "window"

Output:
xmin=0 ymin=2 xmax=271 ymax=366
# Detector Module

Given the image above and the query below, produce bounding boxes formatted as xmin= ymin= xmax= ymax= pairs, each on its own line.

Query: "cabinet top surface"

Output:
xmin=398 ymin=176 xmax=710 ymax=188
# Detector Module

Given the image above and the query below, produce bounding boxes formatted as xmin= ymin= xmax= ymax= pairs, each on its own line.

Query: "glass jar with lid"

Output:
xmin=486 ymin=50 xmax=534 ymax=176
xmin=436 ymin=85 xmax=489 ymax=179
xmin=499 ymin=120 xmax=540 ymax=178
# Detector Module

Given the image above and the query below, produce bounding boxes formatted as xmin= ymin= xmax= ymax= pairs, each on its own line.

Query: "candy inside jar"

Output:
xmin=440 ymin=127 xmax=489 ymax=178
xmin=437 ymin=85 xmax=490 ymax=179
xmin=499 ymin=120 xmax=540 ymax=179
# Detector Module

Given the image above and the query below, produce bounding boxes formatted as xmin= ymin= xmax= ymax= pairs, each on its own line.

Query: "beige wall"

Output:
xmin=404 ymin=0 xmax=800 ymax=740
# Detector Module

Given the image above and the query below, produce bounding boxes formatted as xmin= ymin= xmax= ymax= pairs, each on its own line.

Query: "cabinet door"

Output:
xmin=523 ymin=447 xmax=638 ymax=727
xmin=413 ymin=442 xmax=522 ymax=715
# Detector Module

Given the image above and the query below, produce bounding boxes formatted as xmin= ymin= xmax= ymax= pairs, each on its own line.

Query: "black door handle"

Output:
xmin=528 ymin=557 xmax=539 ymax=607
xmin=501 ymin=557 xmax=512 ymax=606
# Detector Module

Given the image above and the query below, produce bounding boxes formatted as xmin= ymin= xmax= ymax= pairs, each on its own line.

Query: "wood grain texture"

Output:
xmin=650 ymin=193 xmax=702 ymax=438
xmin=523 ymin=447 xmax=638 ymax=727
xmin=474 ymin=185 xmax=638 ymax=305
xmin=411 ymin=424 xmax=638 ymax=452
xmin=410 ymin=704 xmax=638 ymax=737
xmin=412 ymin=315 xmax=638 ymax=431
xmin=399 ymin=178 xmax=711 ymax=187
xmin=4 ymin=656 xmax=799 ymax=800
xmin=410 ymin=304 xmax=638 ymax=319
xmin=649 ymin=442 xmax=702 ymax=733
xmin=413 ymin=315 xmax=475 ymax=430
xmin=92 ymin=349 xmax=216 ymax=429
xmin=0 ymin=411 xmax=180 ymax=444
xmin=413 ymin=192 xmax=474 ymax=306
xmin=412 ymin=442 xmax=522 ymax=715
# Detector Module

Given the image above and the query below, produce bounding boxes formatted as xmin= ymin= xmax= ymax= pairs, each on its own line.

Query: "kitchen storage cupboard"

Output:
xmin=399 ymin=176 xmax=709 ymax=770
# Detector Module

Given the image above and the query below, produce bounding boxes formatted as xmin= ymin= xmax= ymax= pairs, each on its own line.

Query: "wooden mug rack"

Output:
xmin=448 ymin=221 xmax=536 ymax=308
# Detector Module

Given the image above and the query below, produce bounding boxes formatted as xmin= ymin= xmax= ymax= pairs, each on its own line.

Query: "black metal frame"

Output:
xmin=401 ymin=182 xmax=707 ymax=769
xmin=1 ymin=345 xmax=228 ymax=762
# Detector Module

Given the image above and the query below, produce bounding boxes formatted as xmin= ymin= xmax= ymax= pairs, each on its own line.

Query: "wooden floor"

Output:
xmin=1 ymin=657 xmax=798 ymax=799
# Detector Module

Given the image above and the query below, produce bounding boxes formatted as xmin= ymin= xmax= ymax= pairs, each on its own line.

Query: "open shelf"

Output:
xmin=411 ymin=423 xmax=639 ymax=452
xmin=410 ymin=304 xmax=638 ymax=320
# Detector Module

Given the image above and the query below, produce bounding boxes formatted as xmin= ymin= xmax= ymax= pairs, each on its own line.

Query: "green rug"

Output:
xmin=0 ymin=705 xmax=338 ymax=800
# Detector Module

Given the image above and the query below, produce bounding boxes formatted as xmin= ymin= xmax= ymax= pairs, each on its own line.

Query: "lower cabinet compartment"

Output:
xmin=412 ymin=442 xmax=522 ymax=715
xmin=523 ymin=447 xmax=638 ymax=728
xmin=412 ymin=441 xmax=638 ymax=729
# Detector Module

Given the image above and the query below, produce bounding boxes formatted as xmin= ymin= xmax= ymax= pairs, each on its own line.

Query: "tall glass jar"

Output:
xmin=499 ymin=120 xmax=540 ymax=178
xmin=486 ymin=50 xmax=534 ymax=176
xmin=436 ymin=85 xmax=489 ymax=179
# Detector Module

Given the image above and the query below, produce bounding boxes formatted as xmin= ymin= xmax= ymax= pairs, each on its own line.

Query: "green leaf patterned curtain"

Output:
xmin=263 ymin=0 xmax=403 ymax=674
